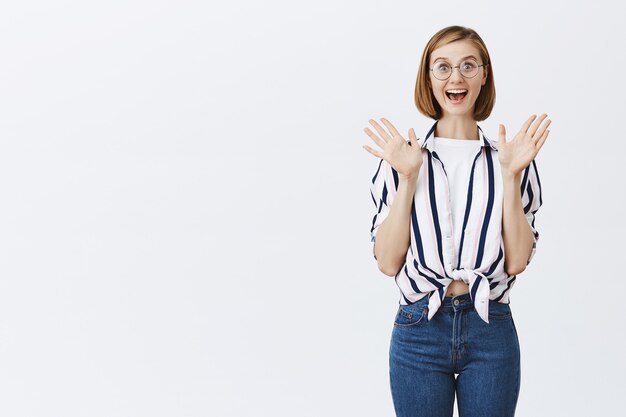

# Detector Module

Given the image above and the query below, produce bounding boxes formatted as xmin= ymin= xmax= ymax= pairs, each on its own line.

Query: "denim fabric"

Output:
xmin=389 ymin=292 xmax=521 ymax=417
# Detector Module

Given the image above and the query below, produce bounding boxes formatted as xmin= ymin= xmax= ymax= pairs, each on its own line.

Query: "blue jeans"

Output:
xmin=389 ymin=292 xmax=520 ymax=417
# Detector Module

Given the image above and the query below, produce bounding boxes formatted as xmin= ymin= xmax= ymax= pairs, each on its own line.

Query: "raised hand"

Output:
xmin=498 ymin=114 xmax=551 ymax=178
xmin=362 ymin=118 xmax=423 ymax=180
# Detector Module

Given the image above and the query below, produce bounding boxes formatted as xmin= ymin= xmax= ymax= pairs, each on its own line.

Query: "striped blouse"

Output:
xmin=369 ymin=120 xmax=542 ymax=323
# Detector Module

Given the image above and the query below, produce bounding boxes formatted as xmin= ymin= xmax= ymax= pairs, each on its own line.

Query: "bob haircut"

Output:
xmin=415 ymin=26 xmax=495 ymax=121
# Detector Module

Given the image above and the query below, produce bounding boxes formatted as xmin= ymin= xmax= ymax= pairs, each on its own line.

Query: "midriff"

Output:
xmin=445 ymin=280 xmax=470 ymax=297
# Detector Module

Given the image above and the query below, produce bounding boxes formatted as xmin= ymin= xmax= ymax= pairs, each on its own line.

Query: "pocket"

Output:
xmin=487 ymin=301 xmax=512 ymax=320
xmin=394 ymin=300 xmax=429 ymax=327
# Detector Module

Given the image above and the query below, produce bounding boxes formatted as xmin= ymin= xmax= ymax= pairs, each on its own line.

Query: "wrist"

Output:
xmin=501 ymin=169 xmax=521 ymax=182
xmin=399 ymin=171 xmax=419 ymax=183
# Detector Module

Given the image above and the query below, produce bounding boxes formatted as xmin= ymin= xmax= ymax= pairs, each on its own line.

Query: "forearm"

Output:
xmin=374 ymin=174 xmax=418 ymax=276
xmin=501 ymin=172 xmax=534 ymax=275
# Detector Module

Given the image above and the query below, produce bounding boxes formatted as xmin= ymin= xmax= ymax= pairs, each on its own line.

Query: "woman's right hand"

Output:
xmin=362 ymin=118 xmax=423 ymax=180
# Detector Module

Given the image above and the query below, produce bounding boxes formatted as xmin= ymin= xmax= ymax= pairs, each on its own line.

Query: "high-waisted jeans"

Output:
xmin=389 ymin=292 xmax=521 ymax=417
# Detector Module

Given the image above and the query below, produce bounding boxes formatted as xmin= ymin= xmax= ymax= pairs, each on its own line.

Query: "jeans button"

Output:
xmin=453 ymin=299 xmax=459 ymax=306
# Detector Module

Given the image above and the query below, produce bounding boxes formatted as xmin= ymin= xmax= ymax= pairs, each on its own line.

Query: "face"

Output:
xmin=428 ymin=39 xmax=488 ymax=119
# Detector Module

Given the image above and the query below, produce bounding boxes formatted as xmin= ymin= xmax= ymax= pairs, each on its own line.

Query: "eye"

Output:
xmin=434 ymin=63 xmax=450 ymax=71
xmin=461 ymin=60 xmax=478 ymax=70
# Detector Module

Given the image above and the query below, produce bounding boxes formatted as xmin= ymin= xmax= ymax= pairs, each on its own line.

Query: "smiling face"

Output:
xmin=428 ymin=39 xmax=488 ymax=119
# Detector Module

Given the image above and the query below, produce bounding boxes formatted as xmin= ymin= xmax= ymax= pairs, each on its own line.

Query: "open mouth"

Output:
xmin=445 ymin=89 xmax=468 ymax=104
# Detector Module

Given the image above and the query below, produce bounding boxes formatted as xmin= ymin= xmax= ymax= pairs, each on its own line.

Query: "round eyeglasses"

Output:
xmin=430 ymin=59 xmax=488 ymax=80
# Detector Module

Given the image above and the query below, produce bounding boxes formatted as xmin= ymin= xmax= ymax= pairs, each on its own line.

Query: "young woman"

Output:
xmin=362 ymin=26 xmax=550 ymax=417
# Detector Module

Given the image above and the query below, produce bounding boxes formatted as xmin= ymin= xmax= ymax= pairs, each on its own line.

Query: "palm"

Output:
xmin=382 ymin=134 xmax=422 ymax=175
xmin=498 ymin=114 xmax=551 ymax=177
xmin=499 ymin=136 xmax=538 ymax=175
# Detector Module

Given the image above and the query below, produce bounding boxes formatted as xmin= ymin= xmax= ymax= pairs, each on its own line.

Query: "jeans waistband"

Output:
xmin=439 ymin=292 xmax=474 ymax=311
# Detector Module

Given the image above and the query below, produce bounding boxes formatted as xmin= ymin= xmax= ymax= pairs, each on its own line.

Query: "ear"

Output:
xmin=481 ymin=66 xmax=488 ymax=86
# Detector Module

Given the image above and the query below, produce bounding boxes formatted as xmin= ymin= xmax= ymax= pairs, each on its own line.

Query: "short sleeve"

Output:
xmin=520 ymin=159 xmax=543 ymax=265
xmin=369 ymin=158 xmax=399 ymax=259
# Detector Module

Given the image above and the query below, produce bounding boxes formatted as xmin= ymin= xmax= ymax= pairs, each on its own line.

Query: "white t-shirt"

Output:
xmin=432 ymin=136 xmax=482 ymax=252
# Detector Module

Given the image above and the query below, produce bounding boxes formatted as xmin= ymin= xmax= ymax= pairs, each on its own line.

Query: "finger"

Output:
xmin=408 ymin=128 xmax=418 ymax=146
xmin=380 ymin=118 xmax=402 ymax=138
xmin=520 ymin=114 xmax=537 ymax=134
xmin=369 ymin=119 xmax=392 ymax=142
xmin=535 ymin=129 xmax=550 ymax=151
xmin=527 ymin=113 xmax=548 ymax=138
xmin=531 ymin=118 xmax=551 ymax=143
xmin=363 ymin=127 xmax=386 ymax=150
xmin=362 ymin=144 xmax=383 ymax=159
xmin=498 ymin=124 xmax=506 ymax=144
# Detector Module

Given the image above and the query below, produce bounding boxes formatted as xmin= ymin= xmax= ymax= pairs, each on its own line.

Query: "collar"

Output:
xmin=420 ymin=120 xmax=498 ymax=152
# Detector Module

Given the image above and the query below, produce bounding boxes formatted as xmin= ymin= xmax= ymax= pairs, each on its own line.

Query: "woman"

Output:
xmin=362 ymin=26 xmax=550 ymax=417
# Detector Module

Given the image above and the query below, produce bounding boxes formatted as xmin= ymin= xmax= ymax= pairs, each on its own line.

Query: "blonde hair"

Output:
xmin=415 ymin=26 xmax=495 ymax=121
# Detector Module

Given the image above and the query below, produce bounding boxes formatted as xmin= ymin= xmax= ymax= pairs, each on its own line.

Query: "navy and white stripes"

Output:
xmin=370 ymin=120 xmax=543 ymax=323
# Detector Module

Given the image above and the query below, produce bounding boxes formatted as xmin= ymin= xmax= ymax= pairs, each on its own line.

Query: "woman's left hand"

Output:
xmin=498 ymin=113 xmax=551 ymax=178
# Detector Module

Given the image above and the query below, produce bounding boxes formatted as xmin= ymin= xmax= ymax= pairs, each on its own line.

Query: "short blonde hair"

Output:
xmin=415 ymin=26 xmax=495 ymax=121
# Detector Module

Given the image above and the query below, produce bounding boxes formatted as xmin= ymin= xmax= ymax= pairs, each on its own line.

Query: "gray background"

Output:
xmin=0 ymin=0 xmax=624 ymax=416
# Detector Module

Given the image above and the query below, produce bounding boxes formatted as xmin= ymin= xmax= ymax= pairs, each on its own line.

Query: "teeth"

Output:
xmin=446 ymin=89 xmax=467 ymax=94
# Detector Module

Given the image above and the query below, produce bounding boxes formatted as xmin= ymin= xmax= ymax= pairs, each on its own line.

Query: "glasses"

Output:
xmin=430 ymin=59 xmax=488 ymax=80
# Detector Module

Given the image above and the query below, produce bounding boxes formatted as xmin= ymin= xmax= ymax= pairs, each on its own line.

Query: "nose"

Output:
xmin=449 ymin=66 xmax=464 ymax=82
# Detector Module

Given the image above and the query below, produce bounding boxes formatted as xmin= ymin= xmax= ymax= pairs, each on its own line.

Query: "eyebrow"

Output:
xmin=433 ymin=55 xmax=478 ymax=63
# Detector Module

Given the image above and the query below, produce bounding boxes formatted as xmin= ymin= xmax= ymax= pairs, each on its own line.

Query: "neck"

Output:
xmin=435 ymin=116 xmax=479 ymax=140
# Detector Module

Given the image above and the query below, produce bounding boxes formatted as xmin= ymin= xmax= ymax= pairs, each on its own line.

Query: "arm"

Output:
xmin=501 ymin=171 xmax=534 ymax=275
xmin=373 ymin=173 xmax=418 ymax=277
xmin=364 ymin=118 xmax=423 ymax=277
xmin=497 ymin=114 xmax=550 ymax=275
